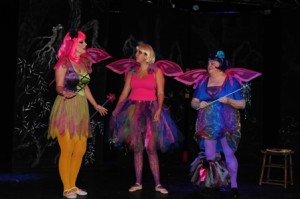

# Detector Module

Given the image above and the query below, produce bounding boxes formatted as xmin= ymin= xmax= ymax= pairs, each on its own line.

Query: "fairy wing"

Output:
xmin=154 ymin=60 xmax=183 ymax=77
xmin=106 ymin=58 xmax=139 ymax=74
xmin=174 ymin=69 xmax=209 ymax=89
xmin=85 ymin=48 xmax=112 ymax=64
xmin=226 ymin=68 xmax=262 ymax=85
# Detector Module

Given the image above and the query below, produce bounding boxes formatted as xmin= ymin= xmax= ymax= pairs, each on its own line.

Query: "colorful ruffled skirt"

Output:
xmin=196 ymin=102 xmax=241 ymax=152
xmin=48 ymin=94 xmax=91 ymax=139
xmin=190 ymin=152 xmax=230 ymax=188
xmin=109 ymin=100 xmax=180 ymax=152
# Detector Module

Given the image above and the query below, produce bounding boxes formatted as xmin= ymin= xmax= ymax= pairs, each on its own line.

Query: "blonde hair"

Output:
xmin=136 ymin=43 xmax=155 ymax=64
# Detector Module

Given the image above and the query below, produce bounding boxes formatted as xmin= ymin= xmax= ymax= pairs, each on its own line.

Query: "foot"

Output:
xmin=129 ymin=183 xmax=142 ymax=192
xmin=230 ymin=188 xmax=240 ymax=199
xmin=63 ymin=189 xmax=77 ymax=199
xmin=70 ymin=187 xmax=87 ymax=195
xmin=155 ymin=184 xmax=168 ymax=194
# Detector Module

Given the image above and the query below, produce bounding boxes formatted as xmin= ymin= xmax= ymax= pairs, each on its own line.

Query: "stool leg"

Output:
xmin=266 ymin=154 xmax=272 ymax=182
xmin=259 ymin=152 xmax=267 ymax=185
xmin=284 ymin=155 xmax=288 ymax=188
xmin=289 ymin=154 xmax=294 ymax=186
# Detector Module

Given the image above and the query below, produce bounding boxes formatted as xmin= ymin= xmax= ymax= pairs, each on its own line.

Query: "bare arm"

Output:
xmin=154 ymin=68 xmax=165 ymax=121
xmin=112 ymin=74 xmax=131 ymax=116
xmin=218 ymin=97 xmax=246 ymax=109
xmin=191 ymin=98 xmax=209 ymax=110
xmin=55 ymin=64 xmax=75 ymax=99
xmin=116 ymin=74 xmax=132 ymax=105
xmin=84 ymin=85 xmax=108 ymax=116
xmin=55 ymin=65 xmax=67 ymax=95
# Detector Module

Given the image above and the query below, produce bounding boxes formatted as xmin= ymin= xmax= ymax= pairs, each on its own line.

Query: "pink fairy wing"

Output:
xmin=154 ymin=60 xmax=183 ymax=77
xmin=226 ymin=68 xmax=262 ymax=85
xmin=174 ymin=69 xmax=209 ymax=89
xmin=85 ymin=48 xmax=112 ymax=63
xmin=106 ymin=58 xmax=139 ymax=74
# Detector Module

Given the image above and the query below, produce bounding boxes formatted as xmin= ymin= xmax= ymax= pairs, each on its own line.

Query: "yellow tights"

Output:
xmin=57 ymin=133 xmax=87 ymax=191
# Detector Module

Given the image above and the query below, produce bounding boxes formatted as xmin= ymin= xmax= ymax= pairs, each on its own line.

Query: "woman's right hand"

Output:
xmin=199 ymin=101 xmax=209 ymax=109
xmin=59 ymin=91 xmax=77 ymax=100
xmin=112 ymin=109 xmax=118 ymax=117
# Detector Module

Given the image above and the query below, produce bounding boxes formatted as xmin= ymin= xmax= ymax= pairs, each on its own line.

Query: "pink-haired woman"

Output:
xmin=48 ymin=30 xmax=108 ymax=198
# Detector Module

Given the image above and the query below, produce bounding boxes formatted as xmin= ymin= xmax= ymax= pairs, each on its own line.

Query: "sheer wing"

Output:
xmin=154 ymin=60 xmax=183 ymax=77
xmin=106 ymin=58 xmax=139 ymax=74
xmin=226 ymin=68 xmax=262 ymax=85
xmin=174 ymin=69 xmax=209 ymax=89
xmin=85 ymin=48 xmax=112 ymax=63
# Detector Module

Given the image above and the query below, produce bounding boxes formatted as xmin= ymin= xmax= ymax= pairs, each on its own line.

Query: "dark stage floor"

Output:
xmin=0 ymin=155 xmax=299 ymax=199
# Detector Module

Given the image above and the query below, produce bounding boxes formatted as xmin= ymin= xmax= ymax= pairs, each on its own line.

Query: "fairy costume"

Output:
xmin=47 ymin=30 xmax=111 ymax=198
xmin=110 ymin=65 xmax=180 ymax=152
xmin=107 ymin=53 xmax=183 ymax=192
xmin=175 ymin=51 xmax=261 ymax=191
xmin=48 ymin=59 xmax=91 ymax=139
xmin=194 ymin=76 xmax=244 ymax=153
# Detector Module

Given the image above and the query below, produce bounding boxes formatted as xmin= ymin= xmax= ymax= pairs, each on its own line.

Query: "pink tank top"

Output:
xmin=128 ymin=72 xmax=157 ymax=101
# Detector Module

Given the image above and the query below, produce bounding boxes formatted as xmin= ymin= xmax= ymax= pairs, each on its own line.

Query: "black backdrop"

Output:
xmin=5 ymin=0 xmax=300 ymax=171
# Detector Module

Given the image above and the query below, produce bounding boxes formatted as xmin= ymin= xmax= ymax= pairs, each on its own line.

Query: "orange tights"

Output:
xmin=57 ymin=133 xmax=87 ymax=191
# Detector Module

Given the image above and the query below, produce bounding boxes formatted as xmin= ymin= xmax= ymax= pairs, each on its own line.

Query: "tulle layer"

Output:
xmin=196 ymin=102 xmax=241 ymax=152
xmin=48 ymin=95 xmax=90 ymax=139
xmin=190 ymin=152 xmax=230 ymax=188
xmin=109 ymin=100 xmax=180 ymax=152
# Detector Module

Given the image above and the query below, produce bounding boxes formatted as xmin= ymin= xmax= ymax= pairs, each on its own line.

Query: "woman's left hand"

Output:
xmin=94 ymin=104 xmax=108 ymax=116
xmin=218 ymin=96 xmax=230 ymax=104
xmin=153 ymin=109 xmax=162 ymax=122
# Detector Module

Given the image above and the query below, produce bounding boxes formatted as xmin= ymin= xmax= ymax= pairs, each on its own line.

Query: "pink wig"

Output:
xmin=54 ymin=31 xmax=86 ymax=69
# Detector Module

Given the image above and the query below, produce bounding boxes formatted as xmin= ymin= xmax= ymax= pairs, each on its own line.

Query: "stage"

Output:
xmin=1 ymin=158 xmax=298 ymax=199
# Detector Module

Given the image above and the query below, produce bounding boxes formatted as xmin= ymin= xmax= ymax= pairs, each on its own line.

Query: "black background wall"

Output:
xmin=4 ymin=0 xmax=300 ymax=171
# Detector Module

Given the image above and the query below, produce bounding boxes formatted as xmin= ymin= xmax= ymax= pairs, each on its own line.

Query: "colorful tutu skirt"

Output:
xmin=48 ymin=94 xmax=91 ymax=139
xmin=109 ymin=100 xmax=180 ymax=152
xmin=190 ymin=152 xmax=230 ymax=188
xmin=196 ymin=102 xmax=241 ymax=152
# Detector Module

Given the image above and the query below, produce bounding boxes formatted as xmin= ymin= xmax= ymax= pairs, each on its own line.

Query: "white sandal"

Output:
xmin=63 ymin=189 xmax=77 ymax=198
xmin=129 ymin=183 xmax=142 ymax=192
xmin=155 ymin=184 xmax=168 ymax=194
xmin=70 ymin=187 xmax=87 ymax=195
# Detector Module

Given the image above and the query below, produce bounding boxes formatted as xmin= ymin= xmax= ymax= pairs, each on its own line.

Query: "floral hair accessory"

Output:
xmin=69 ymin=29 xmax=79 ymax=39
xmin=208 ymin=50 xmax=229 ymax=71
xmin=216 ymin=50 xmax=225 ymax=60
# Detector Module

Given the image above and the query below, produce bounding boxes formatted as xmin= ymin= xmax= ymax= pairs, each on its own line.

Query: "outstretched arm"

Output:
xmin=85 ymin=85 xmax=108 ymax=116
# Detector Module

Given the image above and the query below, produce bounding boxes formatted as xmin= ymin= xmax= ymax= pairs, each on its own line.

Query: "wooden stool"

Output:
xmin=259 ymin=148 xmax=294 ymax=188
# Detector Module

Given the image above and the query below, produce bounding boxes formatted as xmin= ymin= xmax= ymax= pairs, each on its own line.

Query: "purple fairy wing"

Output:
xmin=174 ymin=69 xmax=209 ymax=89
xmin=154 ymin=60 xmax=183 ymax=77
xmin=85 ymin=48 xmax=112 ymax=63
xmin=106 ymin=58 xmax=139 ymax=74
xmin=226 ymin=68 xmax=262 ymax=85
